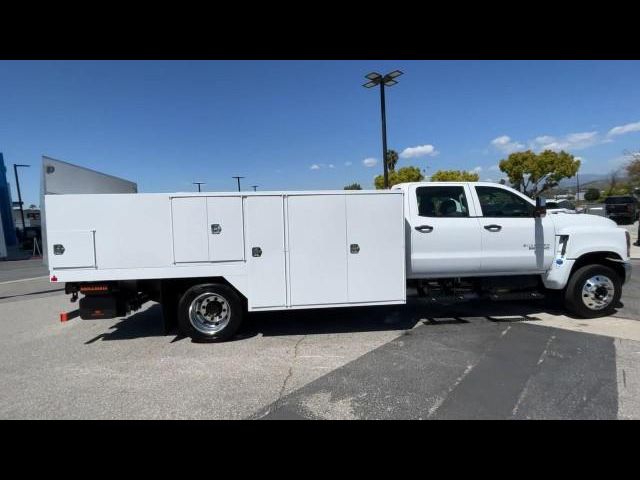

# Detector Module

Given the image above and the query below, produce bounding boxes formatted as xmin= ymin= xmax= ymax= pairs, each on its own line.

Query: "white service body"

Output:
xmin=45 ymin=190 xmax=406 ymax=311
xmin=44 ymin=180 xmax=632 ymax=339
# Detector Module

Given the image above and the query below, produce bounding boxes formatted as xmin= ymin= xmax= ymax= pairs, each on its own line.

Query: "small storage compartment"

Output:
xmin=47 ymin=230 xmax=96 ymax=269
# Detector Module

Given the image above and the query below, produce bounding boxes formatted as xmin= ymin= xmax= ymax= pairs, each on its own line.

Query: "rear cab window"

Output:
xmin=416 ymin=186 xmax=469 ymax=217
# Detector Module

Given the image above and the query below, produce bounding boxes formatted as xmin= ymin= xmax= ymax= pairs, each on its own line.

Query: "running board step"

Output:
xmin=485 ymin=291 xmax=545 ymax=301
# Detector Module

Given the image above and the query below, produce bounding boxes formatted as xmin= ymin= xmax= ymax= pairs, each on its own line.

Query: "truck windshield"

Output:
xmin=604 ymin=197 xmax=635 ymax=204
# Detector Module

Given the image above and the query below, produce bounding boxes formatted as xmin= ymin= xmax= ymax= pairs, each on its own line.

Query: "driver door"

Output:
xmin=471 ymin=185 xmax=555 ymax=273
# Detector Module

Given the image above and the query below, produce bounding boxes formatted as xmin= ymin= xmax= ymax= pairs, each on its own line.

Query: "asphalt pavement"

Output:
xmin=1 ymin=235 xmax=640 ymax=419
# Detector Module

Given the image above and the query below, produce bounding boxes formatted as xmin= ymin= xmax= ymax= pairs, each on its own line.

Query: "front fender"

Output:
xmin=562 ymin=227 xmax=628 ymax=261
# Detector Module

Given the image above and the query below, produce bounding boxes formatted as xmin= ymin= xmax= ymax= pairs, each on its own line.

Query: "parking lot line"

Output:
xmin=0 ymin=276 xmax=49 ymax=285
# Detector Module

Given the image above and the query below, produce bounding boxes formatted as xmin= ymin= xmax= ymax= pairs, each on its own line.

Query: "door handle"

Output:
xmin=484 ymin=224 xmax=502 ymax=232
xmin=415 ymin=225 xmax=434 ymax=233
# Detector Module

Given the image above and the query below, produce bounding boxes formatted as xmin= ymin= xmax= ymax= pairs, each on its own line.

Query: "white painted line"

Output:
xmin=0 ymin=275 xmax=49 ymax=285
xmin=525 ymin=315 xmax=640 ymax=342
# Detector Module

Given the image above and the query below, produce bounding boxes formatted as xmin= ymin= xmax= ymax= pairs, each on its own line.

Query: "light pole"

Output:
xmin=193 ymin=182 xmax=205 ymax=192
xmin=363 ymin=70 xmax=403 ymax=189
xmin=232 ymin=176 xmax=245 ymax=192
xmin=251 ymin=185 xmax=258 ymax=191
xmin=13 ymin=164 xmax=29 ymax=233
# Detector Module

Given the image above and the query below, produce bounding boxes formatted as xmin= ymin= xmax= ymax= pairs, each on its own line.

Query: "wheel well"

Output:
xmin=571 ymin=252 xmax=625 ymax=282
xmin=158 ymin=277 xmax=246 ymax=303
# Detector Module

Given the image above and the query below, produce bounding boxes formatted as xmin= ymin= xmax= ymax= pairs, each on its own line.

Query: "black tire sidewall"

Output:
xmin=178 ymin=283 xmax=243 ymax=342
xmin=565 ymin=264 xmax=621 ymax=318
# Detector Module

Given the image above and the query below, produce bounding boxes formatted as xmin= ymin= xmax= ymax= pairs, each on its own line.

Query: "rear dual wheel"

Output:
xmin=177 ymin=283 xmax=243 ymax=341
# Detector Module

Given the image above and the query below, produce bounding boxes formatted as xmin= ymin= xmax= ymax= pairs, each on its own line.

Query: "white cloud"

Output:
xmin=608 ymin=121 xmax=640 ymax=137
xmin=489 ymin=120 xmax=640 ymax=158
xmin=310 ymin=164 xmax=321 ymax=170
xmin=363 ymin=157 xmax=377 ymax=167
xmin=472 ymin=166 xmax=482 ymax=173
xmin=531 ymin=131 xmax=599 ymax=151
xmin=344 ymin=161 xmax=353 ymax=167
xmin=490 ymin=135 xmax=524 ymax=154
xmin=328 ymin=164 xmax=335 ymax=169
xmin=400 ymin=144 xmax=439 ymax=159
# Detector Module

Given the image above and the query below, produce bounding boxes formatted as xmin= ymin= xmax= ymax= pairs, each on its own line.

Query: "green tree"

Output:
xmin=430 ymin=169 xmax=480 ymax=182
xmin=499 ymin=149 xmax=580 ymax=198
xmin=584 ymin=188 xmax=600 ymax=202
xmin=344 ymin=182 xmax=362 ymax=190
xmin=625 ymin=150 xmax=640 ymax=185
xmin=374 ymin=166 xmax=424 ymax=189
xmin=386 ymin=149 xmax=399 ymax=172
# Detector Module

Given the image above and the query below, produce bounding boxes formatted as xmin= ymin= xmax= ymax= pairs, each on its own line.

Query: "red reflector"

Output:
xmin=80 ymin=285 xmax=109 ymax=292
xmin=51 ymin=275 xmax=58 ymax=282
xmin=60 ymin=312 xmax=68 ymax=322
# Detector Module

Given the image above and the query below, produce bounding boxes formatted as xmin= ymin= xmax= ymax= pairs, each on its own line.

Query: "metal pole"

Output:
xmin=379 ymin=82 xmax=389 ymax=189
xmin=232 ymin=176 xmax=244 ymax=192
xmin=13 ymin=164 xmax=26 ymax=233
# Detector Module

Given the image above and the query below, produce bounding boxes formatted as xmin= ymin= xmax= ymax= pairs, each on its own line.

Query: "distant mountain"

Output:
xmin=557 ymin=174 xmax=608 ymax=188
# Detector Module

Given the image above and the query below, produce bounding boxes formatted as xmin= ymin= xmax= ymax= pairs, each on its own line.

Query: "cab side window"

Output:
xmin=416 ymin=186 xmax=469 ymax=217
xmin=475 ymin=186 xmax=534 ymax=217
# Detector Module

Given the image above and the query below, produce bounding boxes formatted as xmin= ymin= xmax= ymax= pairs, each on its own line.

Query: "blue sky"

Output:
xmin=1 ymin=60 xmax=640 ymax=206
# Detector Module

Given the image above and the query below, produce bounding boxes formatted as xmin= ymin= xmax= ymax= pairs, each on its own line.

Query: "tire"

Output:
xmin=177 ymin=283 xmax=243 ymax=342
xmin=564 ymin=264 xmax=621 ymax=318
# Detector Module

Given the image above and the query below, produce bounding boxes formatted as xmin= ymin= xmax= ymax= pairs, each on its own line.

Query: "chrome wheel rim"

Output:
xmin=188 ymin=292 xmax=231 ymax=335
xmin=581 ymin=275 xmax=615 ymax=311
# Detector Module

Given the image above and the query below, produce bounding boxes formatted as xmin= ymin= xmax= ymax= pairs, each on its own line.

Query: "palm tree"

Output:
xmin=386 ymin=149 xmax=399 ymax=172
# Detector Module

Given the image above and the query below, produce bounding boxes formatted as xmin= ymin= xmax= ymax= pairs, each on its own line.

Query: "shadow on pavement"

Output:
xmin=238 ymin=299 xmax=562 ymax=340
xmin=81 ymin=296 xmax=616 ymax=344
xmin=84 ymin=304 xmax=169 ymax=344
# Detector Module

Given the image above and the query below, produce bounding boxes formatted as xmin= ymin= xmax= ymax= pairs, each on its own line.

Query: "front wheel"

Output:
xmin=564 ymin=264 xmax=621 ymax=318
xmin=178 ymin=283 xmax=244 ymax=342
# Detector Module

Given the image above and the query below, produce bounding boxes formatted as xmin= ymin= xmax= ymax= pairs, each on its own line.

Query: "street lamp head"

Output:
xmin=383 ymin=79 xmax=398 ymax=87
xmin=365 ymin=72 xmax=382 ymax=81
xmin=386 ymin=70 xmax=403 ymax=79
xmin=362 ymin=80 xmax=379 ymax=88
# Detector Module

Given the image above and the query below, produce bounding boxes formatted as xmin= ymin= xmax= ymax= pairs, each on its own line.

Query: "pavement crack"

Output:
xmin=276 ymin=335 xmax=307 ymax=403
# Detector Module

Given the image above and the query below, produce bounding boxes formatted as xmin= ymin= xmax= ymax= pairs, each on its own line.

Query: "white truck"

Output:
xmin=44 ymin=181 xmax=632 ymax=341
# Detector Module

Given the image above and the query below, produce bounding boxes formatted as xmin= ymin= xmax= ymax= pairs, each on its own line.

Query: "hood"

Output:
xmin=550 ymin=212 xmax=618 ymax=233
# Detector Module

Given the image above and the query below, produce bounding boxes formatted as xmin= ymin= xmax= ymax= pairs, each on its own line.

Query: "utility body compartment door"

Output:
xmin=171 ymin=196 xmax=244 ymax=263
xmin=172 ymin=197 xmax=208 ymax=263
xmin=287 ymin=195 xmax=348 ymax=306
xmin=245 ymin=196 xmax=287 ymax=309
xmin=346 ymin=193 xmax=405 ymax=303
xmin=207 ymin=197 xmax=244 ymax=262
xmin=47 ymin=230 xmax=96 ymax=269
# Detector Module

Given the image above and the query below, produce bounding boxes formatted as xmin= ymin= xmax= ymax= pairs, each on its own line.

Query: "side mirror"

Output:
xmin=534 ymin=197 xmax=547 ymax=218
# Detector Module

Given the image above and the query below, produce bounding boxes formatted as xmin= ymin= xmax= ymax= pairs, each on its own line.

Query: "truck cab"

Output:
xmin=394 ymin=182 xmax=631 ymax=317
